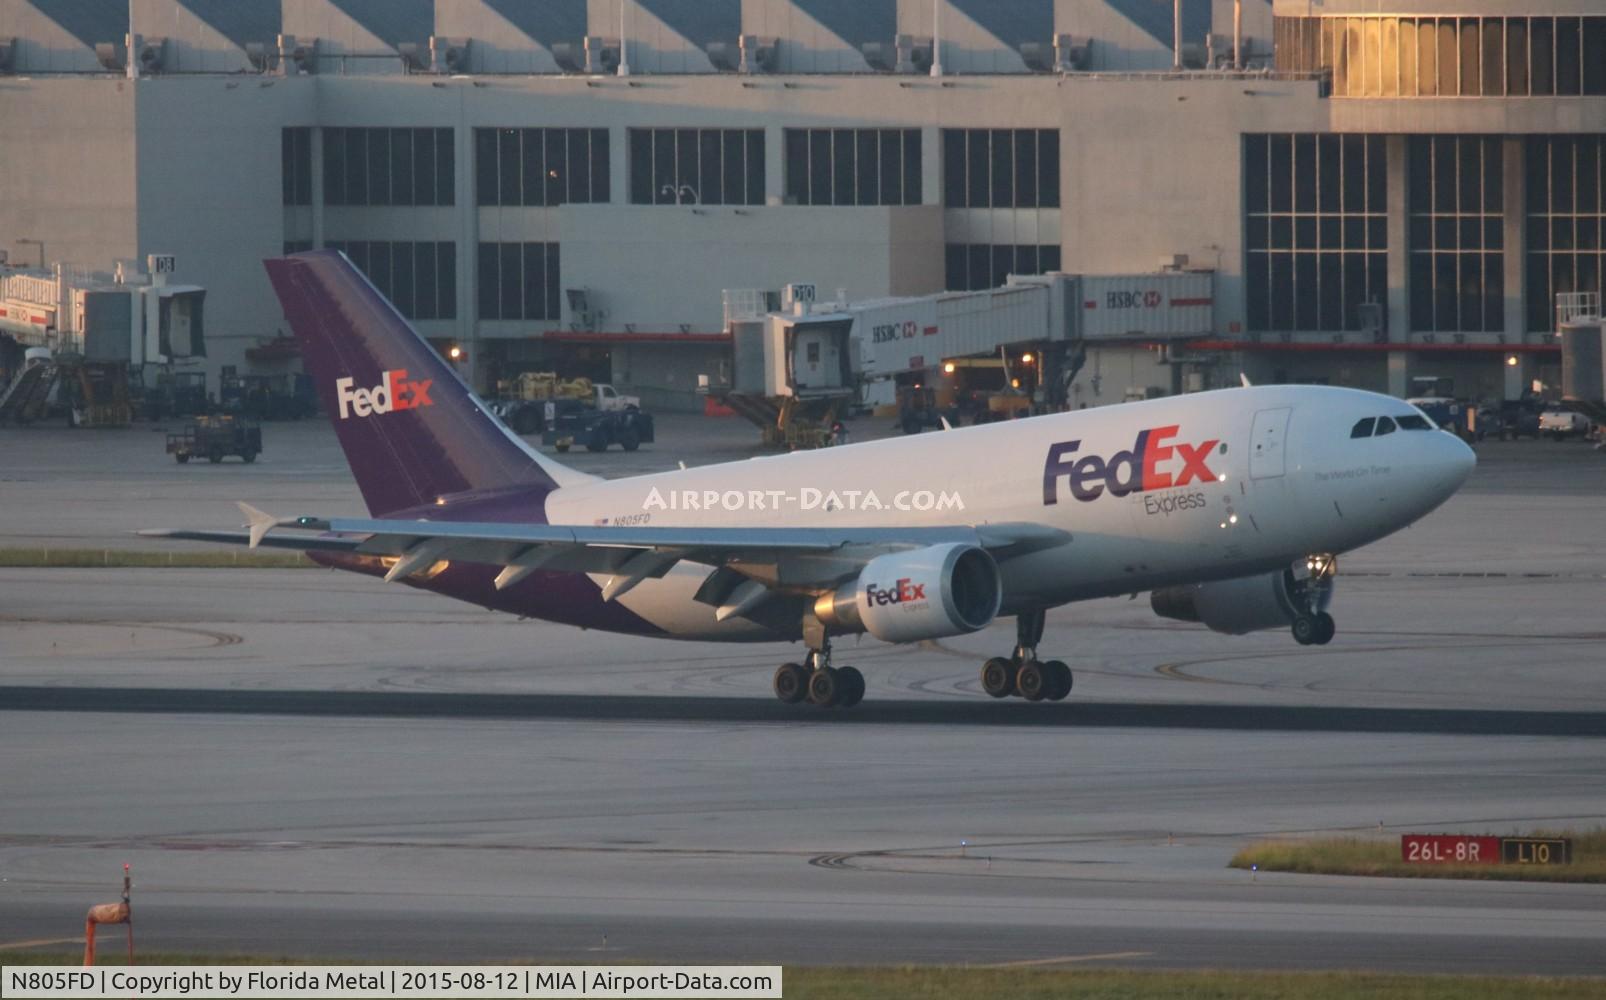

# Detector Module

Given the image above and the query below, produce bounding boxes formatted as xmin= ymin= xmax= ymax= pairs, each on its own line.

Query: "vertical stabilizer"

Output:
xmin=264 ymin=250 xmax=592 ymax=515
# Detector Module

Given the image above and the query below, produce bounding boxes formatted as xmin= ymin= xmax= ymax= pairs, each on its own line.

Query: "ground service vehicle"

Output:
xmin=166 ymin=415 xmax=262 ymax=463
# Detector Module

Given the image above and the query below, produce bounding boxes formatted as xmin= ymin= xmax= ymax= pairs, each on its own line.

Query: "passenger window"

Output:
xmin=1396 ymin=414 xmax=1432 ymax=430
xmin=1350 ymin=417 xmax=1376 ymax=438
xmin=1374 ymin=416 xmax=1397 ymax=436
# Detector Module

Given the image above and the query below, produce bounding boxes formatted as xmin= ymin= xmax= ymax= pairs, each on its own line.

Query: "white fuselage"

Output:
xmin=543 ymin=385 xmax=1475 ymax=639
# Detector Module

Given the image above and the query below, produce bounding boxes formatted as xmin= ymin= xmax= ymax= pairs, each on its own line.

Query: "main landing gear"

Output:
xmin=773 ymin=640 xmax=865 ymax=709
xmin=979 ymin=609 xmax=1072 ymax=702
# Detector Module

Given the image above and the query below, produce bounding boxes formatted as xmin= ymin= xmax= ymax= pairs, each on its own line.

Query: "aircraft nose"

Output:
xmin=1443 ymin=429 xmax=1477 ymax=487
xmin=1426 ymin=429 xmax=1477 ymax=502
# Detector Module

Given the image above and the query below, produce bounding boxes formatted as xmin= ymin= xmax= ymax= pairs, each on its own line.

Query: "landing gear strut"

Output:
xmin=773 ymin=633 xmax=864 ymax=709
xmin=1290 ymin=554 xmax=1337 ymax=646
xmin=979 ymin=609 xmax=1072 ymax=701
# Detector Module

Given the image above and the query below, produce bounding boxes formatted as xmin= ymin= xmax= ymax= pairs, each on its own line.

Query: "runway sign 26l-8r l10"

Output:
xmin=1401 ymin=835 xmax=1572 ymax=865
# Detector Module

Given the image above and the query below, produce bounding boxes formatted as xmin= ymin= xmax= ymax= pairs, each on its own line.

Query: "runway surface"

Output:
xmin=2 ymin=426 xmax=1605 ymax=973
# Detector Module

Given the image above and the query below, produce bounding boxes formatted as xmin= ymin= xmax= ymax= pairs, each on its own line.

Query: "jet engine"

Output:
xmin=1150 ymin=561 xmax=1334 ymax=635
xmin=814 ymin=542 xmax=1001 ymax=643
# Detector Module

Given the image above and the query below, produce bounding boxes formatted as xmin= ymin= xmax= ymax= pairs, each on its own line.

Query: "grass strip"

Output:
xmin=1 ymin=957 xmax=1602 ymax=999
xmin=0 ymin=548 xmax=315 ymax=569
xmin=1230 ymin=828 xmax=1606 ymax=883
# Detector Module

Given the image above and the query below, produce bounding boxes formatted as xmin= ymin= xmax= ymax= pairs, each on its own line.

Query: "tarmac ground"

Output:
xmin=1 ymin=416 xmax=1604 ymax=972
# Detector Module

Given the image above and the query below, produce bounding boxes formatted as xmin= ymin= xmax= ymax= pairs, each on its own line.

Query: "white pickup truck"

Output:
xmin=1538 ymin=407 xmax=1591 ymax=440
xmin=593 ymin=383 xmax=641 ymax=412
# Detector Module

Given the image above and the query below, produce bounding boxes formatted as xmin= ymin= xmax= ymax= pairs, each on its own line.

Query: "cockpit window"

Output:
xmin=1396 ymin=414 xmax=1433 ymax=430
xmin=1350 ymin=417 xmax=1376 ymax=438
xmin=1374 ymin=416 xmax=1398 ymax=436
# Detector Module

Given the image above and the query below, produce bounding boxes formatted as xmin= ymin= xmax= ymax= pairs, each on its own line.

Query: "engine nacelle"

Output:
xmin=1151 ymin=568 xmax=1333 ymax=635
xmin=815 ymin=543 xmax=1001 ymax=643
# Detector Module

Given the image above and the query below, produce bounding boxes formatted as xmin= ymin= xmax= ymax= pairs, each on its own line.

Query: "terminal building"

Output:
xmin=1 ymin=0 xmax=1601 ymax=411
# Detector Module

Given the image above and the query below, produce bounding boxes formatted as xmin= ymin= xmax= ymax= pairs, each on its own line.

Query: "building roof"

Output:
xmin=482 ymin=0 xmax=587 ymax=48
xmin=29 ymin=0 xmax=127 ymax=50
xmin=1107 ymin=0 xmax=1211 ymax=50
xmin=793 ymin=0 xmax=895 ymax=51
xmin=639 ymin=0 xmax=739 ymax=50
xmin=176 ymin=0 xmax=282 ymax=50
xmin=951 ymin=0 xmax=1052 ymax=49
xmin=329 ymin=0 xmax=433 ymax=50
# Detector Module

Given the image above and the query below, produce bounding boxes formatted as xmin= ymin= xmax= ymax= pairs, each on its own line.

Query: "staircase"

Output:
xmin=0 ymin=361 xmax=59 ymax=424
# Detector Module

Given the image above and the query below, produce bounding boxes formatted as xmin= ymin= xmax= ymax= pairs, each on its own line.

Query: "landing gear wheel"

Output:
xmin=1043 ymin=660 xmax=1073 ymax=701
xmin=834 ymin=666 xmax=865 ymax=708
xmin=1291 ymin=615 xmax=1318 ymax=646
xmin=1016 ymin=660 xmax=1047 ymax=702
xmin=1313 ymin=612 xmax=1336 ymax=646
xmin=981 ymin=657 xmax=1016 ymax=698
xmin=807 ymin=667 xmax=839 ymax=707
xmin=773 ymin=662 xmax=808 ymax=704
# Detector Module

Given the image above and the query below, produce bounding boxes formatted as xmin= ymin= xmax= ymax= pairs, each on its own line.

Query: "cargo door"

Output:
xmin=1249 ymin=407 xmax=1291 ymax=480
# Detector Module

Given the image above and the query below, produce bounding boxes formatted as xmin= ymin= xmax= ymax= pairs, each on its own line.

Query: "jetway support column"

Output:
xmin=1386 ymin=136 xmax=1409 ymax=398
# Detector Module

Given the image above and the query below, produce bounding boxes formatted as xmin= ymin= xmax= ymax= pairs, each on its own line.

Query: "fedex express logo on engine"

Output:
xmin=335 ymin=370 xmax=433 ymax=420
xmin=1043 ymin=425 xmax=1219 ymax=504
xmin=866 ymin=578 xmax=926 ymax=606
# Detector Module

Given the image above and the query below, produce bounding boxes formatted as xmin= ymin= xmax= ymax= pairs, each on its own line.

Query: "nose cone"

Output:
xmin=1442 ymin=429 xmax=1477 ymax=488
xmin=1424 ymin=429 xmax=1476 ymax=507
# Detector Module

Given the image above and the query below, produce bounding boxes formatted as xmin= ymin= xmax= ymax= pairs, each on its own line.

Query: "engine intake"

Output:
xmin=815 ymin=542 xmax=1001 ymax=643
xmin=1151 ymin=568 xmax=1333 ymax=635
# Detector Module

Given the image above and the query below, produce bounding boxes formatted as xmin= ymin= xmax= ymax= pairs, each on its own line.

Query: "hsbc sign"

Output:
xmin=1104 ymin=289 xmax=1164 ymax=309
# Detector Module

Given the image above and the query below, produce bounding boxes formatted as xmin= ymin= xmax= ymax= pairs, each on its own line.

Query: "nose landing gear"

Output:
xmin=1292 ymin=611 xmax=1336 ymax=646
xmin=979 ymin=609 xmax=1072 ymax=701
xmin=1290 ymin=554 xmax=1337 ymax=645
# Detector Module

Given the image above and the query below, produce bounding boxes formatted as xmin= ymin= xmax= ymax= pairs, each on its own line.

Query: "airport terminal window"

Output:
xmin=477 ymin=242 xmax=560 ymax=321
xmin=941 ymin=129 xmax=1058 ymax=209
xmin=1274 ymin=16 xmax=1606 ymax=98
xmin=1244 ymin=134 xmax=1387 ymax=333
xmin=474 ymin=128 xmax=610 ymax=208
xmin=324 ymin=128 xmax=454 ymax=207
xmin=281 ymin=128 xmax=312 ymax=206
xmin=1525 ymin=136 xmax=1606 ymax=332
xmin=783 ymin=128 xmax=921 ymax=206
xmin=627 ymin=128 xmax=764 ymax=206
xmin=944 ymin=244 xmax=1061 ymax=292
xmin=324 ymin=241 xmax=457 ymax=321
xmin=1408 ymin=136 xmax=1503 ymax=333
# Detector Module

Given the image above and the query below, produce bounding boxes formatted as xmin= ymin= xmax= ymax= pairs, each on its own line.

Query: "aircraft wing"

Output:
xmin=140 ymin=504 xmax=1070 ymax=607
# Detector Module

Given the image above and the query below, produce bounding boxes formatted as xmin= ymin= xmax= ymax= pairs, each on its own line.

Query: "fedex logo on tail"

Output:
xmin=1043 ymin=424 xmax=1220 ymax=504
xmin=335 ymin=370 xmax=433 ymax=420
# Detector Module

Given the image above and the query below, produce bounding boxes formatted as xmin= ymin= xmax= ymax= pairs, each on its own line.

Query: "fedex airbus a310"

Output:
xmin=148 ymin=251 xmax=1476 ymax=709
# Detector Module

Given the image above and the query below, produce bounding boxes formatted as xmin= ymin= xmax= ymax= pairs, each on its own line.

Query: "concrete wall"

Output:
xmin=559 ymin=204 xmax=943 ymax=333
xmin=133 ymin=76 xmax=317 ymax=374
xmin=0 ymin=78 xmax=138 ymax=271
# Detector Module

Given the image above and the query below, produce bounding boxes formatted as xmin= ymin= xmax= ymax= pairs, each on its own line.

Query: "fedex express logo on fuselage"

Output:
xmin=1043 ymin=424 xmax=1220 ymax=504
xmin=866 ymin=578 xmax=927 ymax=606
xmin=335 ymin=370 xmax=434 ymax=420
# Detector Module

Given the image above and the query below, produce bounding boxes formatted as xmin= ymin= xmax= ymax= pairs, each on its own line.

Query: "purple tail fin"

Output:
xmin=265 ymin=250 xmax=561 ymax=515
